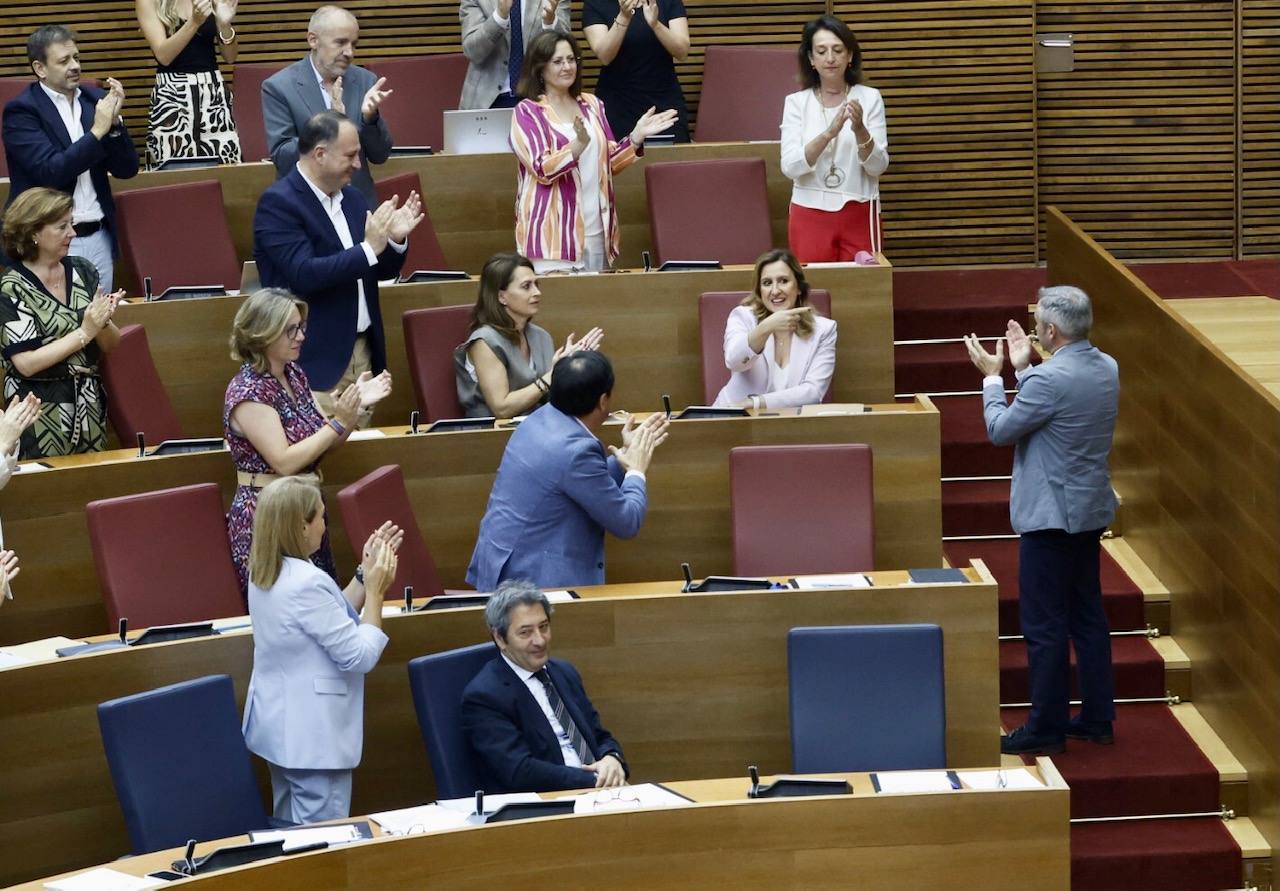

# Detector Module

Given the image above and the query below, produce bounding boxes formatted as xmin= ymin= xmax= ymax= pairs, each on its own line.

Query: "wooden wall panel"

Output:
xmin=1035 ymin=2 xmax=1239 ymax=259
xmin=1241 ymin=0 xmax=1280 ymax=256
xmin=832 ymin=0 xmax=1039 ymax=264
xmin=1045 ymin=206 xmax=1280 ymax=867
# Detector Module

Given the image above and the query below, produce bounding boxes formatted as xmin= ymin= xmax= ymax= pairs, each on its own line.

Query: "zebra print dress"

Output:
xmin=145 ymin=17 xmax=242 ymax=169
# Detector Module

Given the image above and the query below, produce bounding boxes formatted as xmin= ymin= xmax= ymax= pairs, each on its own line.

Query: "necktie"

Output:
xmin=536 ymin=668 xmax=592 ymax=764
xmin=508 ymin=1 xmax=525 ymax=95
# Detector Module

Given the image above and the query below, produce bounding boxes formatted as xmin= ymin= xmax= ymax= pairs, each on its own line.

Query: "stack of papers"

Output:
xmin=248 ymin=823 xmax=366 ymax=851
xmin=871 ymin=770 xmax=959 ymax=793
xmin=44 ymin=868 xmax=165 ymax=890
xmin=793 ymin=574 xmax=872 ymax=589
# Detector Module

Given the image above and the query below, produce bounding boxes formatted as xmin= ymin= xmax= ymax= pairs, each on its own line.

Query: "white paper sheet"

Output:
xmin=44 ymin=868 xmax=165 ymax=890
xmin=956 ymin=768 xmax=1044 ymax=791
xmin=872 ymin=770 xmax=957 ymax=794
xmin=346 ymin=429 xmax=386 ymax=441
xmin=0 ymin=636 xmax=81 ymax=666
xmin=211 ymin=616 xmax=252 ymax=633
xmin=544 ymin=590 xmax=576 ymax=603
xmin=249 ymin=824 xmax=363 ymax=851
xmin=368 ymin=804 xmax=470 ymax=836
xmin=435 ymin=792 xmax=542 ymax=815
xmin=567 ymin=783 xmax=693 ymax=814
xmin=792 ymin=574 xmax=872 ymax=589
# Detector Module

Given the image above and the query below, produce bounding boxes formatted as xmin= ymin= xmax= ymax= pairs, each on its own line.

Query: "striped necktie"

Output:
xmin=536 ymin=667 xmax=593 ymax=764
xmin=508 ymin=1 xmax=524 ymax=95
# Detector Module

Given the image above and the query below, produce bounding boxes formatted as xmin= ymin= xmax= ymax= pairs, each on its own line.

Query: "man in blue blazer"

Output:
xmin=2 ymin=25 xmax=139 ymax=290
xmin=253 ymin=110 xmax=421 ymax=420
xmin=462 ymin=580 xmax=628 ymax=792
xmin=262 ymin=6 xmax=394 ymax=206
xmin=466 ymin=351 xmax=669 ymax=592
xmin=965 ymin=285 xmax=1119 ymax=755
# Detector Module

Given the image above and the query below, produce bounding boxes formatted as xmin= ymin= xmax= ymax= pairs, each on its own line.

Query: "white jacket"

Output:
xmin=713 ymin=305 xmax=838 ymax=409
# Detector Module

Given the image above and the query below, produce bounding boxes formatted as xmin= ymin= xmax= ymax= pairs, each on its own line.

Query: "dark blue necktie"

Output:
xmin=537 ymin=668 xmax=592 ymax=763
xmin=508 ymin=1 xmax=525 ymax=94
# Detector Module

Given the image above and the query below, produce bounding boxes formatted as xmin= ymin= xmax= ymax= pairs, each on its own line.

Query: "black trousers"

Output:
xmin=1018 ymin=528 xmax=1116 ymax=735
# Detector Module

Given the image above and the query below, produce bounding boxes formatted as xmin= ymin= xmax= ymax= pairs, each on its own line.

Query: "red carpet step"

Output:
xmin=933 ymin=394 xmax=1015 ymax=477
xmin=943 ymin=539 xmax=1146 ymax=636
xmin=1129 ymin=260 xmax=1266 ymax=300
xmin=942 ymin=478 xmax=1013 ymax=537
xmin=1002 ymin=703 xmax=1221 ymax=819
xmin=893 ymin=267 xmax=1047 ymax=340
xmin=999 ymin=637 xmax=1165 ymax=704
xmin=1071 ymin=818 xmax=1241 ymax=891
xmin=894 ymin=342 xmax=1016 ymax=395
xmin=1228 ymin=259 xmax=1280 ymax=299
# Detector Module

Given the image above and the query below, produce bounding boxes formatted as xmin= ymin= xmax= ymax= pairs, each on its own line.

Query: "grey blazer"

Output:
xmin=459 ymin=0 xmax=570 ymax=110
xmin=982 ymin=339 xmax=1119 ymax=535
xmin=261 ymin=56 xmax=394 ymax=206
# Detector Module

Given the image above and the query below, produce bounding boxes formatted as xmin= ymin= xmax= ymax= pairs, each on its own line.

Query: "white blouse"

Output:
xmin=780 ymin=84 xmax=889 ymax=211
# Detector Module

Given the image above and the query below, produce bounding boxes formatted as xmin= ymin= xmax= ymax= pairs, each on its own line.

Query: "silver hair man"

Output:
xmin=484 ymin=579 xmax=554 ymax=639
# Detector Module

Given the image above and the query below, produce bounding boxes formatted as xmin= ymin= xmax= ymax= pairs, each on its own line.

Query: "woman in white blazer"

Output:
xmin=242 ymin=475 xmax=400 ymax=823
xmin=713 ymin=249 xmax=838 ymax=410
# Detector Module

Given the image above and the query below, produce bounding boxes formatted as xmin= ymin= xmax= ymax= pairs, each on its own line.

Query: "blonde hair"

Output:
xmin=230 ymin=288 xmax=309 ymax=373
xmin=1 ymin=187 xmax=73 ymax=262
xmin=152 ymin=0 xmax=184 ymax=34
xmin=248 ymin=476 xmax=324 ymax=589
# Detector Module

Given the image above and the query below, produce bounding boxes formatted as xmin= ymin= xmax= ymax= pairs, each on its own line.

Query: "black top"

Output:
xmin=158 ymin=15 xmax=218 ymax=74
xmin=582 ymin=0 xmax=690 ymax=143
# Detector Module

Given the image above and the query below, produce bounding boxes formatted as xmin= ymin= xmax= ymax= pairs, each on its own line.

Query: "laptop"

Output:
xmin=443 ymin=108 xmax=514 ymax=155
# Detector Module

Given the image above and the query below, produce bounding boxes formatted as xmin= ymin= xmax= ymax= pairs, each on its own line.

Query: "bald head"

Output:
xmin=307 ymin=6 xmax=359 ymax=82
xmin=308 ymin=5 xmax=356 ymax=33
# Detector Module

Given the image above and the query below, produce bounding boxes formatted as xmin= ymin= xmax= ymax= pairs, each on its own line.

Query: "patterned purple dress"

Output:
xmin=224 ymin=362 xmax=337 ymax=593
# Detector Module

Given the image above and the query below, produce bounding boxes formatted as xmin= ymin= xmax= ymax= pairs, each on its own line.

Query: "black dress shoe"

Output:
xmin=1065 ymin=717 xmax=1114 ymax=744
xmin=1000 ymin=725 xmax=1066 ymax=755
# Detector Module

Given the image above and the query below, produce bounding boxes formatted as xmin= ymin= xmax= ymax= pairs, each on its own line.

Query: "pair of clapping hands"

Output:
xmin=327 ymin=75 xmax=393 ymax=124
xmin=364 ymin=192 xmax=425 ymax=255
xmin=82 ymin=286 xmax=126 ymax=341
xmin=962 ymin=320 xmax=1036 ymax=376
xmin=0 ymin=393 xmax=40 ymax=603
xmin=358 ymin=521 xmax=402 ymax=602
xmin=327 ymin=370 xmax=393 ymax=430
xmin=90 ymin=78 xmax=127 ymax=139
xmin=609 ymin=410 xmax=669 ymax=476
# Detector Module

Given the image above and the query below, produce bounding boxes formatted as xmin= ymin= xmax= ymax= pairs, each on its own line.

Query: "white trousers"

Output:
xmin=69 ymin=228 xmax=114 ymax=293
xmin=267 ymin=762 xmax=353 ymax=824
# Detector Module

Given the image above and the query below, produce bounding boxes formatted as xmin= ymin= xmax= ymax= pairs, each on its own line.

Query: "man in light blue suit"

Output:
xmin=964 ymin=285 xmax=1119 ymax=755
xmin=467 ymin=351 xmax=669 ymax=591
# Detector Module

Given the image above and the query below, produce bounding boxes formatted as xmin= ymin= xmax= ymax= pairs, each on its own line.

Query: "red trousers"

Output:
xmin=788 ymin=200 xmax=881 ymax=262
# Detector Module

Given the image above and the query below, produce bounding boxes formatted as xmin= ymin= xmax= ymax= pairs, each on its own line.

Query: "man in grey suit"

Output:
xmin=964 ymin=285 xmax=1119 ymax=755
xmin=262 ymin=5 xmax=393 ymax=205
xmin=467 ymin=351 xmax=668 ymax=591
xmin=460 ymin=0 xmax=569 ymax=109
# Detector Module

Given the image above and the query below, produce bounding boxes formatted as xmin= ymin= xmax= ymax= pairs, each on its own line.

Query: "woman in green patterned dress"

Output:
xmin=0 ymin=188 xmax=124 ymax=458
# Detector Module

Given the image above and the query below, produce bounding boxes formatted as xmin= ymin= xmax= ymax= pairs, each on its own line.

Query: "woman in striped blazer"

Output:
xmin=509 ymin=30 xmax=677 ymax=272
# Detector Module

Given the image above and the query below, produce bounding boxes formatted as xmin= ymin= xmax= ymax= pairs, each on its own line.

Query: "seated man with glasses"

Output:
xmin=461 ymin=579 xmax=628 ymax=792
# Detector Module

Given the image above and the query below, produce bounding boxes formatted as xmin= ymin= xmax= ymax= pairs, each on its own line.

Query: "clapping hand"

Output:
xmin=571 ymin=116 xmax=591 ymax=155
xmin=214 ymin=0 xmax=237 ymax=26
xmin=963 ymin=332 xmax=1005 ymax=377
xmin=552 ymin=327 xmax=605 ymax=363
xmin=328 ymin=76 xmax=346 ymax=115
xmin=91 ymin=83 xmax=124 ymax=139
xmin=360 ymin=537 xmax=399 ymax=601
xmin=191 ymin=0 xmax=214 ymax=22
xmin=541 ymin=0 xmax=558 ymax=26
xmin=81 ymin=286 xmax=123 ymax=337
xmin=824 ymin=103 xmax=852 ymax=139
xmin=617 ymin=0 xmax=638 ymax=22
xmin=354 ymin=369 xmax=393 ymax=409
xmin=628 ymin=106 xmax=679 ymax=146
xmin=1005 ymin=319 xmax=1034 ymax=371
xmin=0 ymin=394 xmax=40 ymax=456
xmin=362 ymin=76 xmax=392 ymax=123
xmin=640 ymin=0 xmax=659 ymax=27
xmin=386 ymin=191 xmax=425 ymax=243
xmin=330 ymin=381 xmax=363 ymax=431
xmin=361 ymin=521 xmax=405 ymax=563
xmin=0 ymin=549 xmax=20 ymax=605
xmin=610 ymin=411 xmax=668 ymax=475
xmin=364 ymin=199 xmax=395 ymax=254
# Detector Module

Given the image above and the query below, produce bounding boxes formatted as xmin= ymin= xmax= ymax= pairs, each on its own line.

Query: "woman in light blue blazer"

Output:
xmin=242 ymin=475 xmax=400 ymax=823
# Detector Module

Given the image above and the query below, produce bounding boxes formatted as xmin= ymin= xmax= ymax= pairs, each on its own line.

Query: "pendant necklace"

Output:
xmin=817 ymin=89 xmax=846 ymax=188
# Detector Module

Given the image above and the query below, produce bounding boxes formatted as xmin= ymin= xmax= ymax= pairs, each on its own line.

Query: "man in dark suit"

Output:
xmin=462 ymin=580 xmax=627 ymax=793
xmin=964 ymin=285 xmax=1119 ymax=755
xmin=262 ymin=5 xmax=394 ymax=206
xmin=253 ymin=110 xmax=421 ymax=422
xmin=466 ymin=351 xmax=669 ymax=592
xmin=2 ymin=25 xmax=139 ymax=290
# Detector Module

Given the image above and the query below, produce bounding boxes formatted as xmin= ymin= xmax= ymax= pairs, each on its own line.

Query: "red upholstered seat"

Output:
xmin=374 ymin=172 xmax=450 ymax=275
xmin=699 ymin=289 xmax=832 ymax=404
xmin=101 ymin=324 xmax=183 ymax=446
xmin=337 ymin=464 xmax=446 ymax=598
xmin=694 ymin=46 xmax=798 ymax=143
xmin=730 ymin=444 xmax=874 ymax=576
xmin=87 ymin=483 xmax=244 ymax=629
xmin=0 ymin=77 xmax=31 ymax=178
xmin=366 ymin=54 xmax=468 ymax=151
xmin=402 ymin=305 xmax=473 ymax=422
xmin=231 ymin=62 xmax=286 ymax=163
xmin=645 ymin=158 xmax=773 ymax=266
xmin=114 ymin=180 xmax=240 ymax=295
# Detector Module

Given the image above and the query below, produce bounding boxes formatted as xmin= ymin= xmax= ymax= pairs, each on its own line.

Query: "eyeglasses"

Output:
xmin=548 ymin=56 xmax=580 ymax=69
xmin=590 ymin=788 xmax=641 ymax=811
xmin=285 ymin=322 xmax=307 ymax=340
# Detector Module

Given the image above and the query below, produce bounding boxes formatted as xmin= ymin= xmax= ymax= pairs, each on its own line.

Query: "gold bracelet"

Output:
xmin=75 ymin=329 xmax=89 ymax=349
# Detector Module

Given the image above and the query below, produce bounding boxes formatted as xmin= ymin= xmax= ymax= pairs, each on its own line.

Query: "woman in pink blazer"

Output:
xmin=714 ymin=249 xmax=838 ymax=409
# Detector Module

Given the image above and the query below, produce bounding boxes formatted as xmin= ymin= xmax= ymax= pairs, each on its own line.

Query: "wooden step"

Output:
xmin=1171 ymin=702 xmax=1250 ymax=820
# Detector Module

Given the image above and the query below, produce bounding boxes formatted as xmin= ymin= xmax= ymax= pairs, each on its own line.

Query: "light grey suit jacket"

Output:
xmin=982 ymin=339 xmax=1119 ymax=535
xmin=261 ymin=56 xmax=394 ymax=206
xmin=242 ymin=557 xmax=388 ymax=770
xmin=459 ymin=0 xmax=570 ymax=110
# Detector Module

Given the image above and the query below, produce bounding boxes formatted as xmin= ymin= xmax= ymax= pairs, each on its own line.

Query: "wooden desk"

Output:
xmin=0 ymin=142 xmax=799 ymax=283
xmin=1 ymin=404 xmax=940 ymax=646
xmin=0 ymin=567 xmax=999 ymax=887
xmin=108 ymin=262 xmax=894 ymax=439
xmin=12 ymin=765 xmax=1069 ymax=890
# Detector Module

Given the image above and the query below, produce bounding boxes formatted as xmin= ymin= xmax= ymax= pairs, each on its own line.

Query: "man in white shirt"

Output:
xmin=2 ymin=25 xmax=140 ymax=290
xmin=461 ymin=580 xmax=628 ymax=792
xmin=252 ymin=111 xmax=422 ymax=425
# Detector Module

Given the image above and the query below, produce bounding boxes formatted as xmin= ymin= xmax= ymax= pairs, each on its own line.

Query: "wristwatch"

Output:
xmin=355 ymin=565 xmax=366 ymax=585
